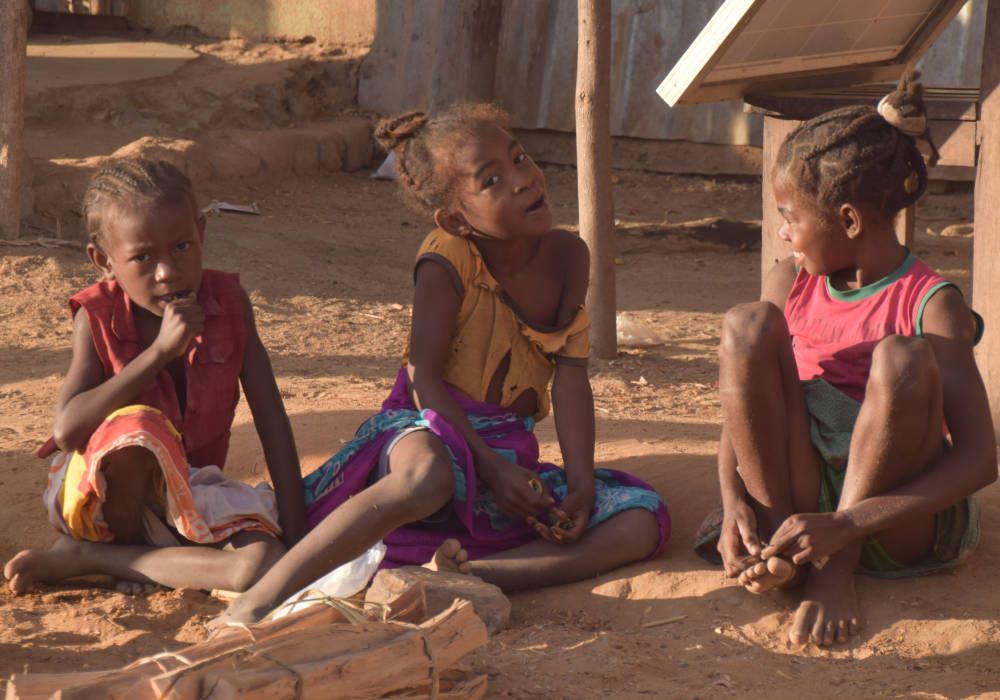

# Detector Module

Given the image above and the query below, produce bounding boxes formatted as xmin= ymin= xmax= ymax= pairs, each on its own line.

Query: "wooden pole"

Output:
xmin=576 ymin=0 xmax=616 ymax=358
xmin=0 ymin=0 xmax=29 ymax=240
xmin=894 ymin=204 xmax=915 ymax=248
xmin=760 ymin=115 xmax=800 ymax=286
xmin=973 ymin=0 xmax=1000 ymax=437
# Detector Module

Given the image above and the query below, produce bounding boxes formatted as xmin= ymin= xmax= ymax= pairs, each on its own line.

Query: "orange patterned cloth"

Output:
xmin=43 ymin=405 xmax=280 ymax=544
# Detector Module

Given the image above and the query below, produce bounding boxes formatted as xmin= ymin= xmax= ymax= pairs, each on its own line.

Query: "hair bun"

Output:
xmin=878 ymin=70 xmax=940 ymax=166
xmin=877 ymin=71 xmax=928 ymax=136
xmin=374 ymin=111 xmax=429 ymax=152
xmin=876 ymin=95 xmax=926 ymax=137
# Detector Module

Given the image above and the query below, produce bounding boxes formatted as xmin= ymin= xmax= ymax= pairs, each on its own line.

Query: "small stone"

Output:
xmin=939 ymin=223 xmax=974 ymax=238
xmin=366 ymin=567 xmax=511 ymax=635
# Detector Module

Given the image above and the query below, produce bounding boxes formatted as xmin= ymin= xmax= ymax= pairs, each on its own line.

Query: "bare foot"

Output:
xmin=424 ymin=538 xmax=471 ymax=574
xmin=209 ymin=593 xmax=274 ymax=631
xmin=114 ymin=580 xmax=160 ymax=595
xmin=737 ymin=556 xmax=798 ymax=594
xmin=3 ymin=535 xmax=91 ymax=594
xmin=789 ymin=567 xmax=861 ymax=646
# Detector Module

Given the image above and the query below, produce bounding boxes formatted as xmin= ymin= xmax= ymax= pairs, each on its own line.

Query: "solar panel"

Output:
xmin=658 ymin=0 xmax=969 ymax=106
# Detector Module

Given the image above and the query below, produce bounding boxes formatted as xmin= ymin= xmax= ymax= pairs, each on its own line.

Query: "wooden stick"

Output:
xmin=145 ymin=600 xmax=487 ymax=700
xmin=0 ymin=0 xmax=28 ymax=239
xmin=576 ymin=0 xmax=617 ymax=359
xmin=11 ymin=584 xmax=428 ymax=700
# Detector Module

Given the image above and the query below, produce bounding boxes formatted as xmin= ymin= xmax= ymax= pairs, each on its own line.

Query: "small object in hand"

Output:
xmin=528 ymin=478 xmax=543 ymax=496
xmin=813 ymin=556 xmax=830 ymax=570
xmin=555 ymin=516 xmax=574 ymax=531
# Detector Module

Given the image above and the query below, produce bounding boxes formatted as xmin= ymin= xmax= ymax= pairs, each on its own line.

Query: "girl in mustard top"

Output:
xmin=222 ymin=103 xmax=669 ymax=624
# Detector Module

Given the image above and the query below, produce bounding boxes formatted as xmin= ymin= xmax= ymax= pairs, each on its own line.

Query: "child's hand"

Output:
xmin=480 ymin=456 xmax=554 ymax=521
xmin=529 ymin=486 xmax=593 ymax=545
xmin=719 ymin=499 xmax=761 ymax=577
xmin=760 ymin=511 xmax=856 ymax=565
xmin=154 ymin=298 xmax=205 ymax=359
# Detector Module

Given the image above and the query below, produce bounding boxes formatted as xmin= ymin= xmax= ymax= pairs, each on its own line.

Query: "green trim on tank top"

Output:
xmin=825 ymin=249 xmax=916 ymax=302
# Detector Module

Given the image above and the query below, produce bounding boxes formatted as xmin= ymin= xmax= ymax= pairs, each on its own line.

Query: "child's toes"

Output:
xmin=836 ymin=619 xmax=850 ymax=643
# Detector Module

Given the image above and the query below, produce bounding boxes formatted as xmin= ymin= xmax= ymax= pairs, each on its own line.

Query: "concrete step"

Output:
xmin=29 ymin=117 xmax=375 ymax=238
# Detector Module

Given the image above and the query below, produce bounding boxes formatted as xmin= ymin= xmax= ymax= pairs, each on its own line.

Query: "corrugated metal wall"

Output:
xmin=493 ymin=0 xmax=761 ymax=145
xmin=361 ymin=0 xmax=986 ymax=148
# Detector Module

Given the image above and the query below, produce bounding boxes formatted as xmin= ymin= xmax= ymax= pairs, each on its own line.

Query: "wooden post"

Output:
xmin=0 ymin=0 xmax=29 ymax=240
xmin=973 ymin=0 xmax=1000 ymax=437
xmin=576 ymin=0 xmax=616 ymax=358
xmin=760 ymin=115 xmax=800 ymax=286
xmin=894 ymin=204 xmax=915 ymax=248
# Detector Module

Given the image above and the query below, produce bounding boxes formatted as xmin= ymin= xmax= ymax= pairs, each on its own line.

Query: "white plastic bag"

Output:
xmin=269 ymin=541 xmax=387 ymax=620
xmin=370 ymin=151 xmax=398 ymax=180
xmin=616 ymin=313 xmax=666 ymax=347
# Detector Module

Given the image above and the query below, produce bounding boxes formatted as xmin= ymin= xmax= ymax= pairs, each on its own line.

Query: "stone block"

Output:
xmin=365 ymin=566 xmax=510 ymax=635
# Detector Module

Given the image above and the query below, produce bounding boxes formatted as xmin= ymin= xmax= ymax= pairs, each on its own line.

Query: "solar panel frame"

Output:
xmin=657 ymin=0 xmax=969 ymax=106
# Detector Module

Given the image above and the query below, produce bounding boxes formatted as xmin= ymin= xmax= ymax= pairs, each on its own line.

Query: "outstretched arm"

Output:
xmin=239 ymin=291 xmax=308 ymax=547
xmin=54 ymin=300 xmax=204 ymax=452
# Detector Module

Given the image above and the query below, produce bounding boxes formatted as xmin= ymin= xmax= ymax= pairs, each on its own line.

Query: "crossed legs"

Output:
xmin=4 ymin=447 xmax=286 ymax=594
xmin=222 ymin=427 xmax=661 ymax=625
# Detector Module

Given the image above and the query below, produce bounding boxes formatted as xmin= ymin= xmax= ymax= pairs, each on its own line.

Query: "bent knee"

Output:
xmin=868 ymin=335 xmax=939 ymax=397
xmin=388 ymin=439 xmax=455 ymax=508
xmin=720 ymin=302 xmax=787 ymax=359
xmin=227 ymin=537 xmax=286 ymax=592
xmin=605 ymin=509 xmax=661 ymax=562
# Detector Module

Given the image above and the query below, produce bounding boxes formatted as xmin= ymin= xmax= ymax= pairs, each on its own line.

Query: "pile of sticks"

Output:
xmin=6 ymin=583 xmax=488 ymax=700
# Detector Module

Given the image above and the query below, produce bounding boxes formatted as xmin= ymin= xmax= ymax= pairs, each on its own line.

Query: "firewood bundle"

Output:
xmin=5 ymin=583 xmax=488 ymax=700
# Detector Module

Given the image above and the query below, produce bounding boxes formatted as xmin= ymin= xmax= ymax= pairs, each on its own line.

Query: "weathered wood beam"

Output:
xmin=973 ymin=0 xmax=1000 ymax=438
xmin=760 ymin=115 xmax=799 ymax=285
xmin=0 ymin=0 xmax=29 ymax=239
xmin=575 ymin=0 xmax=616 ymax=358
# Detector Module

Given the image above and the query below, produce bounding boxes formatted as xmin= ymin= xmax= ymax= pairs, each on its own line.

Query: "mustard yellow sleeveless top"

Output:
xmin=404 ymin=229 xmax=590 ymax=420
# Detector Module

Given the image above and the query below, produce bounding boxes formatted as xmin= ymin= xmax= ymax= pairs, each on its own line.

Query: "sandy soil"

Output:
xmin=3 ymin=32 xmax=998 ymax=700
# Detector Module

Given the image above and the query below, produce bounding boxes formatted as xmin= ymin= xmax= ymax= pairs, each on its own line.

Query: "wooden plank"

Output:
xmin=746 ymin=87 xmax=979 ymax=122
xmin=656 ymin=0 xmax=761 ymax=107
xmin=0 ymin=0 xmax=28 ymax=239
xmin=930 ymin=119 xmax=977 ymax=168
xmin=760 ymin=115 xmax=800 ymax=286
xmin=661 ymin=0 xmax=969 ymax=107
xmin=681 ymin=63 xmax=907 ymax=106
xmin=576 ymin=0 xmax=617 ymax=358
xmin=973 ymin=0 xmax=1000 ymax=438
xmin=895 ymin=205 xmax=915 ymax=249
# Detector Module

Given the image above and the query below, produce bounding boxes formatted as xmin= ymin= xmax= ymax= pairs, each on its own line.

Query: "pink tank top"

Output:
xmin=784 ymin=253 xmax=954 ymax=402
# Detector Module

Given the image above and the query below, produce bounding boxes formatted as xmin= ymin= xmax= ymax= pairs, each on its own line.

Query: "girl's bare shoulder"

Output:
xmin=543 ymin=228 xmax=590 ymax=268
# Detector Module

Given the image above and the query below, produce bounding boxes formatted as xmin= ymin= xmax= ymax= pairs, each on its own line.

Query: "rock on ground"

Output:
xmin=365 ymin=567 xmax=511 ymax=635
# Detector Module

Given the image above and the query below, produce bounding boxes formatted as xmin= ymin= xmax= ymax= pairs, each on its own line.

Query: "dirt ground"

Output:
xmin=2 ymin=32 xmax=998 ymax=700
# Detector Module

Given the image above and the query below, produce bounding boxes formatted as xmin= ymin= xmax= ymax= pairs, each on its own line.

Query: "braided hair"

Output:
xmin=776 ymin=72 xmax=939 ymax=221
xmin=374 ymin=102 xmax=512 ymax=217
xmin=82 ymin=159 xmax=196 ymax=248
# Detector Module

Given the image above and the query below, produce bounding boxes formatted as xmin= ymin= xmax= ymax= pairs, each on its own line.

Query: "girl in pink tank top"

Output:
xmin=701 ymin=73 xmax=996 ymax=648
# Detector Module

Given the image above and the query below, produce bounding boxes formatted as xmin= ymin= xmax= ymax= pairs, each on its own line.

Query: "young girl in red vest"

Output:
xmin=219 ymin=103 xmax=670 ymax=625
xmin=3 ymin=159 xmax=307 ymax=595
xmin=700 ymin=74 xmax=996 ymax=646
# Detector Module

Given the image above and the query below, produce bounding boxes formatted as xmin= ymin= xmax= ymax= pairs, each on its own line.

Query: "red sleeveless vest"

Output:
xmin=785 ymin=253 xmax=953 ymax=403
xmin=68 ymin=269 xmax=248 ymax=468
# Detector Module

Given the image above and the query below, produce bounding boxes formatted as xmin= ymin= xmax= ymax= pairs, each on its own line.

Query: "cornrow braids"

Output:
xmin=776 ymin=72 xmax=937 ymax=220
xmin=374 ymin=102 xmax=512 ymax=218
xmin=82 ymin=158 xmax=196 ymax=247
